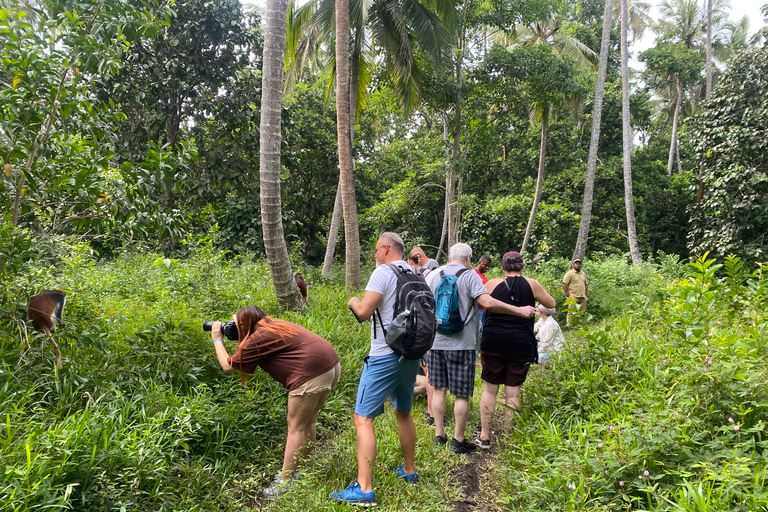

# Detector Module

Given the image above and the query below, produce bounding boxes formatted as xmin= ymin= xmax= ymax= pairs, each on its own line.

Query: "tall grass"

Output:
xmin=2 ymin=242 xmax=764 ymax=511
xmin=0 ymin=242 xmax=366 ymax=510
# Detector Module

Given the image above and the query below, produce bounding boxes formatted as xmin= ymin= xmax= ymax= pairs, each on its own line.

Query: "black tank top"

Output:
xmin=481 ymin=276 xmax=536 ymax=357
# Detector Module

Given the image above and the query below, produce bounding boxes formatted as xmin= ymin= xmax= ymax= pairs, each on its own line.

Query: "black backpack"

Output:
xmin=373 ymin=264 xmax=437 ymax=361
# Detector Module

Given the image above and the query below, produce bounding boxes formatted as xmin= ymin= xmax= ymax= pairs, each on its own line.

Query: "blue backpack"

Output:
xmin=434 ymin=268 xmax=472 ymax=335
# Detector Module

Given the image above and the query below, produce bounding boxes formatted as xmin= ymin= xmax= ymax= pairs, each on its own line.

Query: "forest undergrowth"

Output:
xmin=1 ymin=241 xmax=766 ymax=511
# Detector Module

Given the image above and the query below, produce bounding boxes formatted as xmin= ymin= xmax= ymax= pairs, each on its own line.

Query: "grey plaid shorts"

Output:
xmin=426 ymin=349 xmax=476 ymax=397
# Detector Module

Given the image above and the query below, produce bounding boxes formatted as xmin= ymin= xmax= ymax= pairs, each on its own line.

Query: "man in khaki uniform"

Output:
xmin=562 ymin=259 xmax=588 ymax=325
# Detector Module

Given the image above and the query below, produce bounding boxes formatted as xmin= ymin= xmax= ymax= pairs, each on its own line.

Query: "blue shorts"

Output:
xmin=355 ymin=353 xmax=420 ymax=418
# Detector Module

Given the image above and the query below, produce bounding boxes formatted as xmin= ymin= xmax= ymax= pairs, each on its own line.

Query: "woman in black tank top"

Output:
xmin=476 ymin=251 xmax=556 ymax=449
xmin=482 ymin=275 xmax=537 ymax=359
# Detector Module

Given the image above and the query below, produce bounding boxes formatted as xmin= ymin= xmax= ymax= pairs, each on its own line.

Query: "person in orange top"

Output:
xmin=210 ymin=306 xmax=340 ymax=498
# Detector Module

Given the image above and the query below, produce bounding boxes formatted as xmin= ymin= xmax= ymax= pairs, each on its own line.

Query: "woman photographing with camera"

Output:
xmin=209 ymin=305 xmax=340 ymax=499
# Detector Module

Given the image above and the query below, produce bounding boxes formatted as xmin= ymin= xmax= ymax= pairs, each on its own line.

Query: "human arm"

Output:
xmin=479 ymin=278 xmax=535 ymax=317
xmin=476 ymin=293 xmax=535 ymax=318
xmin=528 ymin=278 xmax=556 ymax=308
xmin=563 ymin=282 xmax=570 ymax=297
xmin=210 ymin=321 xmax=236 ymax=373
xmin=585 ymin=281 xmax=588 ymax=298
xmin=347 ymin=291 xmax=383 ymax=322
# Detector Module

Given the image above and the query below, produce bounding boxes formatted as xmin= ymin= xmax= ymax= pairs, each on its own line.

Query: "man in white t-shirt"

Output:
xmin=331 ymin=232 xmax=420 ymax=507
xmin=425 ymin=243 xmax=536 ymax=454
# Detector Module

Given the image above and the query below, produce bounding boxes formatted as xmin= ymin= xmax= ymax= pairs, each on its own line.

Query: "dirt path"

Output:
xmin=450 ymin=450 xmax=500 ymax=512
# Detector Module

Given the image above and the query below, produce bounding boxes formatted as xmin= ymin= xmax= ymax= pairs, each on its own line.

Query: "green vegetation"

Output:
xmin=2 ymin=244 xmax=766 ymax=510
xmin=2 ymin=0 xmax=768 ymax=509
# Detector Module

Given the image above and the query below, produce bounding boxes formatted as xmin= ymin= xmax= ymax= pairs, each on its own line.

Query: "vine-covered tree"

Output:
xmin=689 ymin=46 xmax=768 ymax=260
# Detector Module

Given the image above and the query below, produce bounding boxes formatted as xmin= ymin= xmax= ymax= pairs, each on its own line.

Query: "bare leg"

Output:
xmin=432 ymin=387 xmax=448 ymax=439
xmin=503 ymin=385 xmax=522 ymax=430
xmin=453 ymin=396 xmax=470 ymax=442
xmin=354 ymin=414 xmax=376 ymax=493
xmin=423 ymin=364 xmax=435 ymax=417
xmin=282 ymin=390 xmax=331 ymax=481
xmin=302 ymin=389 xmax=331 ymax=456
xmin=479 ymin=381 xmax=499 ymax=440
xmin=394 ymin=408 xmax=416 ymax=474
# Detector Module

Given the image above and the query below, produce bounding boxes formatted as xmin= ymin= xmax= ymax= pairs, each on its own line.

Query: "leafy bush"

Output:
xmin=501 ymin=254 xmax=768 ymax=510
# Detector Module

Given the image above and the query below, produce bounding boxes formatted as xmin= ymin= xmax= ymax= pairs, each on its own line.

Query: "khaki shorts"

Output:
xmin=288 ymin=362 xmax=341 ymax=397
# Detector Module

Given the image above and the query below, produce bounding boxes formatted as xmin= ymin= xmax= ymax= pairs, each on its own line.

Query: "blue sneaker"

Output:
xmin=396 ymin=465 xmax=419 ymax=483
xmin=330 ymin=481 xmax=377 ymax=507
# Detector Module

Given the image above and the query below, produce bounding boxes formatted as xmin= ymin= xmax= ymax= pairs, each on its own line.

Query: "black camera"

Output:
xmin=202 ymin=320 xmax=239 ymax=341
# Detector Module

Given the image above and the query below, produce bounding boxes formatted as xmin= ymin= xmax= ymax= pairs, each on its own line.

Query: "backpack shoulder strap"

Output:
xmin=452 ymin=267 xmax=475 ymax=323
xmin=455 ymin=268 xmax=471 ymax=279
xmin=377 ymin=263 xmax=409 ymax=338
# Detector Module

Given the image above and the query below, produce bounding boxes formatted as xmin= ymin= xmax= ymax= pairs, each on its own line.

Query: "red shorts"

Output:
xmin=480 ymin=350 xmax=533 ymax=387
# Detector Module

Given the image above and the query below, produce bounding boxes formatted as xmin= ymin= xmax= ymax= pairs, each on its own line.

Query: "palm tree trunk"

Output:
xmin=336 ymin=0 xmax=360 ymax=289
xmin=573 ymin=0 xmax=613 ymax=262
xmin=437 ymin=112 xmax=450 ymax=261
xmin=521 ymin=104 xmax=549 ymax=255
xmin=260 ymin=0 xmax=304 ymax=309
xmin=321 ymin=184 xmax=343 ymax=275
xmin=321 ymin=46 xmax=361 ymax=276
xmin=621 ymin=0 xmax=641 ymax=265
xmin=667 ymin=78 xmax=683 ymax=176
xmin=705 ymin=0 xmax=713 ymax=101
xmin=447 ymin=49 xmax=463 ymax=248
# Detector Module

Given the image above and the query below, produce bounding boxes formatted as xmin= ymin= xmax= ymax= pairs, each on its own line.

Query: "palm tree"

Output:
xmin=620 ymin=0 xmax=641 ymax=265
xmin=654 ymin=0 xmax=729 ymax=173
xmin=520 ymin=103 xmax=550 ymax=255
xmin=611 ymin=0 xmax=651 ymax=40
xmin=502 ymin=14 xmax=597 ymax=255
xmin=573 ymin=0 xmax=614 ymax=263
xmin=289 ymin=0 xmax=454 ymax=275
xmin=705 ymin=0 xmax=713 ymax=100
xmin=336 ymin=0 xmax=361 ymax=289
xmin=260 ymin=0 xmax=305 ymax=308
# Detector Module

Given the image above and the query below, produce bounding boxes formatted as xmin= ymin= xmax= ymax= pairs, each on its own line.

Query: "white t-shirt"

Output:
xmin=365 ymin=260 xmax=410 ymax=357
xmin=534 ymin=316 xmax=565 ymax=353
xmin=425 ymin=263 xmax=488 ymax=351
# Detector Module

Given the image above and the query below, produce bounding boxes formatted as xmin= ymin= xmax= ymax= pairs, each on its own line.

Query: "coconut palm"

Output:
xmin=705 ymin=0 xmax=713 ymax=100
xmin=500 ymin=13 xmax=597 ymax=255
xmin=499 ymin=15 xmax=598 ymax=68
xmin=573 ymin=0 xmax=614 ymax=263
xmin=335 ymin=0 xmax=361 ymax=289
xmin=288 ymin=0 xmax=455 ymax=276
xmin=260 ymin=0 xmax=306 ymax=308
xmin=620 ymin=0 xmax=641 ymax=265
xmin=653 ymin=0 xmax=729 ymax=174
xmin=611 ymin=0 xmax=652 ymax=41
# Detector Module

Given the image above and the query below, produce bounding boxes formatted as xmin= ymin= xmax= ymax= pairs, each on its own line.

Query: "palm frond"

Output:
xmin=553 ymin=32 xmax=598 ymax=69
